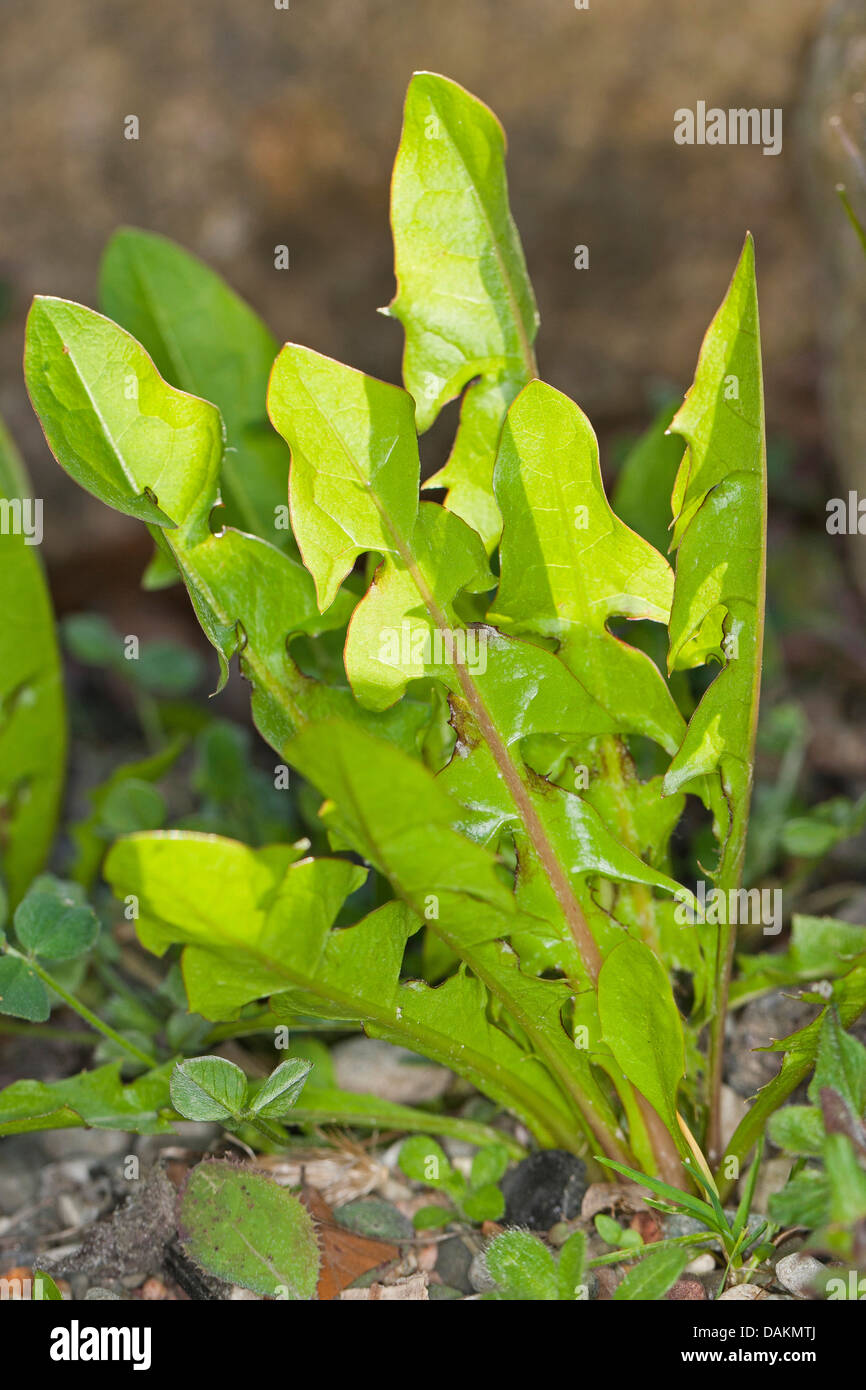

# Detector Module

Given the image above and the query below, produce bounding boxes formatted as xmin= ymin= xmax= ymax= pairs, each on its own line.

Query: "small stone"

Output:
xmin=416 ymin=1244 xmax=438 ymax=1274
xmin=775 ymin=1252 xmax=826 ymax=1299
xmin=501 ymin=1151 xmax=588 ymax=1230
xmin=332 ymin=1039 xmax=452 ymax=1104
xmin=594 ymin=1265 xmax=622 ymax=1300
xmin=685 ymin=1253 xmax=716 ymax=1275
xmin=340 ymin=1273 xmax=428 ymax=1300
xmin=548 ymin=1221 xmax=575 ymax=1248
xmin=698 ymin=1270 xmax=726 ymax=1299
xmin=661 ymin=1212 xmax=706 ymax=1239
xmin=435 ymin=1235 xmax=475 ymax=1293
xmin=84 ymin=1287 xmax=122 ymax=1300
xmin=752 ymin=1156 xmax=796 ymax=1215
xmin=333 ymin=1198 xmax=413 ymax=1244
xmin=469 ymin=1249 xmax=497 ymax=1294
xmin=718 ymin=1284 xmax=762 ymax=1300
xmin=139 ymin=1277 xmax=169 ymax=1300
xmin=719 ymin=1085 xmax=749 ymax=1150
xmin=666 ymin=1278 xmax=707 ymax=1301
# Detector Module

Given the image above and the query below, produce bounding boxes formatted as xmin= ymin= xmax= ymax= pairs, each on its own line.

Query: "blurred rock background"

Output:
xmin=0 ymin=0 xmax=864 ymax=601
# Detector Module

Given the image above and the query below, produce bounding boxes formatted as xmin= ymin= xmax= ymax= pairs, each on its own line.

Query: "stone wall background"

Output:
xmin=1 ymin=0 xmax=862 ymax=592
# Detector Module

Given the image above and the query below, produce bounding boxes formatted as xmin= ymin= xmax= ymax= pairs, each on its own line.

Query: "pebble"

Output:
xmin=685 ymin=1253 xmax=716 ymax=1275
xmin=332 ymin=1039 xmax=452 ymax=1104
xmin=718 ymin=1284 xmax=762 ymax=1300
xmin=666 ymin=1279 xmax=707 ymax=1301
xmin=774 ymin=1252 xmax=825 ymax=1299
xmin=500 ymin=1151 xmax=588 ymax=1230
xmin=662 ymin=1212 xmax=706 ymax=1239
xmin=469 ymin=1249 xmax=497 ymax=1294
xmin=435 ymin=1235 xmax=475 ymax=1293
xmin=698 ymin=1270 xmax=726 ymax=1299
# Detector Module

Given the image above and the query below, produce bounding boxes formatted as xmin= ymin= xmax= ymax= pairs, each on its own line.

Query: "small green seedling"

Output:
xmin=594 ymin=1212 xmax=642 ymax=1251
xmin=485 ymin=1229 xmax=588 ymax=1300
xmin=398 ymin=1134 xmax=509 ymax=1227
xmin=171 ymin=1054 xmax=312 ymax=1145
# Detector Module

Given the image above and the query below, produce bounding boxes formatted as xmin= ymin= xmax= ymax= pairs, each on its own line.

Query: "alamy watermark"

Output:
xmin=674 ymin=880 xmax=782 ymax=936
xmin=674 ymin=103 xmax=782 ymax=157
xmin=0 ymin=497 xmax=42 ymax=545
xmin=827 ymin=491 xmax=866 ymax=534
xmin=378 ymin=623 xmax=488 ymax=675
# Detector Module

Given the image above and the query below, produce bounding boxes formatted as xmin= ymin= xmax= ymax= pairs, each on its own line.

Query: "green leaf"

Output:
xmin=179 ymin=1159 xmax=319 ymax=1298
xmin=598 ymin=938 xmax=685 ymax=1139
xmin=25 ymin=299 xmax=421 ymax=760
xmin=663 ymin=236 xmax=766 ymax=892
xmin=824 ymin=1133 xmax=866 ymax=1226
xmin=470 ymin=1142 xmax=509 ymax=1189
xmin=781 ymin=797 xmax=866 ymax=859
xmin=613 ymin=1245 xmax=689 ymax=1300
xmin=820 ymin=1086 xmax=866 ymax=1158
xmin=732 ymin=915 xmax=866 ymax=1007
xmin=492 ymin=380 xmax=684 ymax=754
xmin=268 ymin=344 xmax=420 ymax=613
xmin=97 ymin=779 xmax=167 ymax=836
xmin=731 ymin=1136 xmax=764 ymax=1242
xmin=0 ymin=413 xmax=66 ymax=906
xmin=286 ymin=720 xmax=623 ymax=1151
xmin=808 ymin=1008 xmax=866 ymax=1118
xmin=170 ymin=1055 xmax=248 ymax=1123
xmin=25 ymin=296 xmax=214 ymax=527
xmin=0 ymin=956 xmax=50 ymax=1021
xmin=286 ymin=1086 xmax=525 ymax=1157
xmin=557 ymin=1230 xmax=587 ymax=1300
xmin=389 ymin=72 xmax=538 ymax=549
xmin=594 ymin=1213 xmax=624 ymax=1246
xmin=100 ymin=227 xmax=291 ymax=545
xmin=248 ymin=1057 xmax=312 ymax=1117
xmin=719 ymin=955 xmax=866 ymax=1190
xmin=13 ymin=888 xmax=99 ymax=961
xmin=32 ymin=1271 xmax=64 ymax=1300
xmin=399 ymin=1134 xmax=453 ymax=1186
xmin=767 ymin=1105 xmax=825 ymax=1157
xmin=62 ymin=612 xmax=120 ymax=667
xmin=105 ymin=831 xmax=363 ymax=1009
xmin=69 ymin=737 xmax=185 ymax=889
xmin=270 ymin=346 xmax=684 ymax=996
xmin=105 ymin=830 xmax=576 ymax=1149
xmin=127 ymin=642 xmax=203 ymax=697
xmin=0 ymin=1062 xmax=175 ymax=1136
xmin=462 ymin=1184 xmax=505 ymax=1222
xmin=485 ymin=1231 xmax=558 ymax=1301
xmin=413 ymin=1205 xmax=453 ymax=1231
xmin=768 ymin=1169 xmax=830 ymax=1229
xmin=597 ymin=1157 xmax=718 ymax=1229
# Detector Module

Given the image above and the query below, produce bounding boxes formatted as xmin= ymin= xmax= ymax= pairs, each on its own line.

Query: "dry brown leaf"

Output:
xmin=581 ymin=1181 xmax=649 ymax=1222
xmin=300 ymin=1186 xmax=401 ymax=1301
xmin=256 ymin=1138 xmax=388 ymax=1207
xmin=339 ymin=1273 xmax=429 ymax=1301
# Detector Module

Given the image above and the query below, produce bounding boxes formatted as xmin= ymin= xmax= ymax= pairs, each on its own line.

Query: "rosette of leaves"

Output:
xmin=22 ymin=70 xmax=866 ymax=1197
